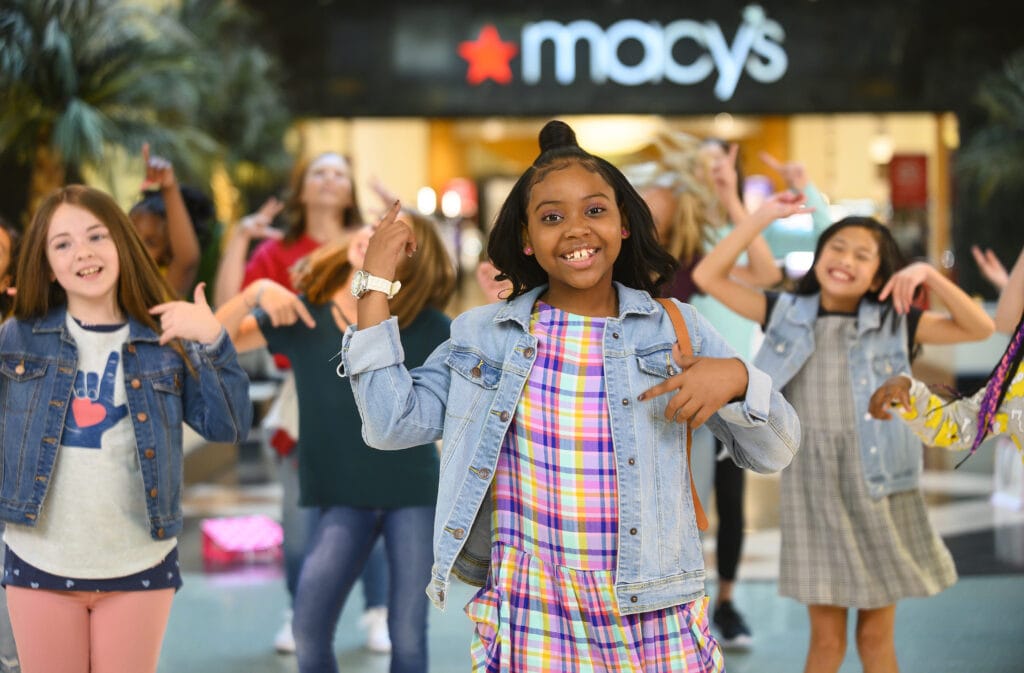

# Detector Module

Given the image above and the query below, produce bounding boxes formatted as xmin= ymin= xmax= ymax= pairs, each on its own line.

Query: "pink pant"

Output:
xmin=6 ymin=586 xmax=174 ymax=673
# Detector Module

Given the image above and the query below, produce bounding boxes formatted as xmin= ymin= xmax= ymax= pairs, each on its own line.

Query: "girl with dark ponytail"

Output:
xmin=342 ymin=119 xmax=801 ymax=671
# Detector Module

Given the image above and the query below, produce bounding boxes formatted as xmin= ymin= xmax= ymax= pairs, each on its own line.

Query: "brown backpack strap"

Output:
xmin=655 ymin=298 xmax=709 ymax=532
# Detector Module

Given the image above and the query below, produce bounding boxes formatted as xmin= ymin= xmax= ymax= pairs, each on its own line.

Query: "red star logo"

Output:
xmin=458 ymin=25 xmax=518 ymax=85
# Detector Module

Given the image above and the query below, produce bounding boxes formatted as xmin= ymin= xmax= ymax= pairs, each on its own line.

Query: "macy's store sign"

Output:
xmin=457 ymin=5 xmax=788 ymax=101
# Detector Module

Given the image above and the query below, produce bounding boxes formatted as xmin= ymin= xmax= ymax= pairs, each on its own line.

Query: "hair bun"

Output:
xmin=538 ymin=120 xmax=579 ymax=153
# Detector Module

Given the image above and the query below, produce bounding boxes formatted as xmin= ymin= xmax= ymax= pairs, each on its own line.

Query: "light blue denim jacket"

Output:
xmin=0 ymin=307 xmax=252 ymax=539
xmin=342 ymin=284 xmax=800 ymax=614
xmin=752 ymin=293 xmax=922 ymax=497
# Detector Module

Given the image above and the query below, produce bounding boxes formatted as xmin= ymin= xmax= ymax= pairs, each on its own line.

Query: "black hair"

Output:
xmin=130 ymin=186 xmax=216 ymax=247
xmin=794 ymin=216 xmax=906 ymax=302
xmin=487 ymin=120 xmax=678 ymax=299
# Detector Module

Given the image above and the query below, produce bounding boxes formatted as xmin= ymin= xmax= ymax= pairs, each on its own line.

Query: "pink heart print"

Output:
xmin=71 ymin=397 xmax=107 ymax=427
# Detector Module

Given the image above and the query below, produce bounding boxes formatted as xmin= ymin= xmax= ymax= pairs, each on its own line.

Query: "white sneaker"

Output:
xmin=360 ymin=606 xmax=391 ymax=654
xmin=274 ymin=609 xmax=296 ymax=654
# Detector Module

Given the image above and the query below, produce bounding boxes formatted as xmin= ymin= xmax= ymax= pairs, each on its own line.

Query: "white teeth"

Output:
xmin=563 ymin=248 xmax=595 ymax=261
xmin=78 ymin=267 xmax=101 ymax=277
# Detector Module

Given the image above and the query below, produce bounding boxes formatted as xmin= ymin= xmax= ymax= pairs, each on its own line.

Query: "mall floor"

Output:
xmin=160 ymin=431 xmax=1024 ymax=673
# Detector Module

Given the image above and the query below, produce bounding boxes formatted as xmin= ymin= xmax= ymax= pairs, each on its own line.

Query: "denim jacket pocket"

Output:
xmin=447 ymin=348 xmax=502 ymax=390
xmin=442 ymin=348 xmax=503 ymax=473
xmin=0 ymin=355 xmax=50 ymax=419
xmin=0 ymin=355 xmax=48 ymax=383
xmin=870 ymin=353 xmax=903 ymax=378
xmin=150 ymin=372 xmax=184 ymax=427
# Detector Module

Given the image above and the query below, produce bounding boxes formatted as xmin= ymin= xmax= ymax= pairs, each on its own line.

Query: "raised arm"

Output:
xmin=712 ymin=144 xmax=782 ymax=288
xmin=693 ymin=192 xmax=807 ymax=324
xmin=214 ymin=279 xmax=315 ymax=353
xmin=142 ymin=144 xmax=200 ymax=296
xmin=213 ymin=197 xmax=284 ymax=307
xmin=979 ymin=245 xmax=1024 ymax=334
xmin=869 ymin=374 xmax=1023 ymax=451
xmin=880 ymin=262 xmax=995 ymax=344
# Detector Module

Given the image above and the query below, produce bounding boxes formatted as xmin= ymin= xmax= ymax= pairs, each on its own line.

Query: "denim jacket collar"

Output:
xmin=30 ymin=306 xmax=162 ymax=344
xmin=492 ymin=282 xmax=661 ymax=331
xmin=784 ymin=293 xmax=885 ymax=337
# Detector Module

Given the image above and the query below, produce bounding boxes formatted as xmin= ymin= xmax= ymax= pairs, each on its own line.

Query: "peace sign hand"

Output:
xmin=238 ymin=197 xmax=285 ymax=241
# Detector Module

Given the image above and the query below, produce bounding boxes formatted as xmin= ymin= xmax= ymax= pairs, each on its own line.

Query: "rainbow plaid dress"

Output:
xmin=466 ymin=302 xmax=723 ymax=673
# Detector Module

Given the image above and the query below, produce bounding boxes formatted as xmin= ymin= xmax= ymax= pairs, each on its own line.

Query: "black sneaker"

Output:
xmin=712 ymin=601 xmax=752 ymax=649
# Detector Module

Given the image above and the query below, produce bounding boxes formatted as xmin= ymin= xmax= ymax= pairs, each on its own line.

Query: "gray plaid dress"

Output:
xmin=777 ymin=315 xmax=957 ymax=608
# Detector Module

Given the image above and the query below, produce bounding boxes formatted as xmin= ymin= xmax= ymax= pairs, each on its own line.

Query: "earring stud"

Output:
xmin=523 ymin=246 xmax=533 ymax=255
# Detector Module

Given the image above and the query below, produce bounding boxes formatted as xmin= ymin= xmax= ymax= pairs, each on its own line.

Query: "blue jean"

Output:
xmin=0 ymin=523 xmax=19 ymax=673
xmin=279 ymin=454 xmax=387 ymax=609
xmin=293 ymin=505 xmax=434 ymax=673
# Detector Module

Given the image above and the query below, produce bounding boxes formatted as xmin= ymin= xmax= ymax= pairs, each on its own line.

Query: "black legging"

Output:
xmin=714 ymin=442 xmax=746 ymax=582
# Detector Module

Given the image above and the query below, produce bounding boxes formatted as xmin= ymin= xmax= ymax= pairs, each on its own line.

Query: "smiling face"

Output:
xmin=522 ymin=161 xmax=626 ymax=315
xmin=812 ymin=225 xmax=882 ymax=312
xmin=300 ymin=153 xmax=354 ymax=212
xmin=131 ymin=210 xmax=169 ymax=265
xmin=46 ymin=203 xmax=122 ymax=322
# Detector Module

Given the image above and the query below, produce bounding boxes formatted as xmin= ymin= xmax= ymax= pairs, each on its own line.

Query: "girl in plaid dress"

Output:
xmin=342 ymin=120 xmax=802 ymax=672
xmin=694 ymin=213 xmax=993 ymax=673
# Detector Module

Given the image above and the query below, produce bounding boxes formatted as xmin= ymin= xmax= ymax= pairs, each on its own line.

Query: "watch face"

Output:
xmin=351 ymin=270 xmax=367 ymax=298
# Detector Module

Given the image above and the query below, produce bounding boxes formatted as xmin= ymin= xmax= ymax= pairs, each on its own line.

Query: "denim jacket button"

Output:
xmin=499 ymin=411 xmax=510 ymax=422
xmin=137 ymin=412 xmax=148 ymax=422
xmin=144 ymin=449 xmax=156 ymax=459
xmin=775 ymin=343 xmax=785 ymax=353
xmin=621 ymin=398 xmax=629 ymax=406
xmin=627 ymin=458 xmax=636 ymax=465
xmin=127 ymin=344 xmax=136 ymax=354
xmin=438 ymin=590 xmax=445 ymax=602
xmin=149 ymin=488 xmax=158 ymax=498
xmin=156 ymin=528 xmax=165 ymax=538
xmin=523 ymin=347 xmax=535 ymax=358
xmin=477 ymin=468 xmax=491 ymax=480
xmin=130 ymin=378 xmax=142 ymax=389
xmin=471 ymin=367 xmax=482 ymax=378
xmin=451 ymin=528 xmax=465 ymax=540
xmin=630 ymin=595 xmax=638 ymax=603
xmin=14 ymin=363 xmax=24 ymax=375
xmin=629 ymin=527 xmax=638 ymax=535
xmin=612 ymin=332 xmax=620 ymax=339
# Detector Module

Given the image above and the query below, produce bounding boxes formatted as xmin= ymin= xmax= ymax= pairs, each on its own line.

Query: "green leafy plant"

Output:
xmin=955 ymin=50 xmax=1024 ymax=202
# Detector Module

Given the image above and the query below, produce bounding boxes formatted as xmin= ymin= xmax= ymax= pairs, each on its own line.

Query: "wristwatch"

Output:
xmin=351 ymin=270 xmax=402 ymax=299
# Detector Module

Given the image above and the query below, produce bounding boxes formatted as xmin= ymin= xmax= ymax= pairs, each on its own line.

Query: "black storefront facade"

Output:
xmin=249 ymin=0 xmax=1022 ymax=295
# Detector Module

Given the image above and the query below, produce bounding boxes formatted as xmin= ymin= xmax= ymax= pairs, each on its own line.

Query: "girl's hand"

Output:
xmin=710 ymin=144 xmax=739 ymax=199
xmin=760 ymin=151 xmax=808 ymax=192
xmin=749 ymin=190 xmax=809 ymax=229
xmin=637 ymin=353 xmax=749 ymax=429
xmin=238 ymin=197 xmax=285 ymax=241
xmin=141 ymin=143 xmax=176 ymax=191
xmin=247 ymin=279 xmax=316 ymax=328
xmin=362 ymin=201 xmax=415 ymax=281
xmin=868 ymin=376 xmax=913 ymax=419
xmin=878 ymin=261 xmax=931 ymax=315
xmin=476 ymin=260 xmax=511 ymax=303
xmin=971 ymin=246 xmax=1009 ymax=291
xmin=150 ymin=284 xmax=224 ymax=345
